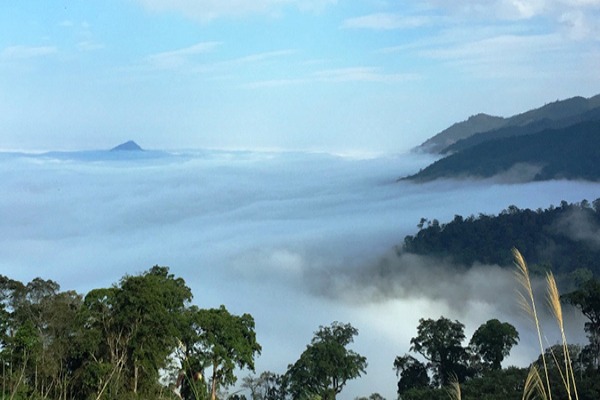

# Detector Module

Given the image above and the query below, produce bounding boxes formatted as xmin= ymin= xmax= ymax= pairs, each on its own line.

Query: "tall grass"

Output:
xmin=448 ymin=248 xmax=581 ymax=400
xmin=513 ymin=247 xmax=579 ymax=400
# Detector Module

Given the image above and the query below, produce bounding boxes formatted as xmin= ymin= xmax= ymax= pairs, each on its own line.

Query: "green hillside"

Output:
xmin=416 ymin=94 xmax=600 ymax=154
xmin=405 ymin=120 xmax=600 ymax=182
xmin=400 ymin=199 xmax=600 ymax=276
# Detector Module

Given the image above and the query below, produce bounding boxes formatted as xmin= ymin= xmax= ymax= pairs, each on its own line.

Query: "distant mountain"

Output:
xmin=442 ymin=106 xmax=600 ymax=154
xmin=405 ymin=120 xmax=600 ymax=182
xmin=111 ymin=140 xmax=143 ymax=151
xmin=417 ymin=114 xmax=506 ymax=154
xmin=416 ymin=94 xmax=600 ymax=154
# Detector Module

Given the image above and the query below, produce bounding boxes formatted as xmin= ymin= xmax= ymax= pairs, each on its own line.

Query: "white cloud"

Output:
xmin=558 ymin=9 xmax=600 ymax=39
xmin=77 ymin=41 xmax=105 ymax=52
xmin=425 ymin=0 xmax=547 ymax=19
xmin=342 ymin=13 xmax=431 ymax=30
xmin=243 ymin=66 xmax=419 ymax=88
xmin=229 ymin=49 xmax=297 ymax=64
xmin=2 ymin=151 xmax=597 ymax=399
xmin=146 ymin=41 xmax=221 ymax=69
xmin=313 ymin=67 xmax=419 ymax=83
xmin=426 ymin=0 xmax=600 ymax=28
xmin=0 ymin=45 xmax=57 ymax=60
xmin=135 ymin=0 xmax=336 ymax=21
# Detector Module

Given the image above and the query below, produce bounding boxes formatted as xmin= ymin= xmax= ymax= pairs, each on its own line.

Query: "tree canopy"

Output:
xmin=409 ymin=317 xmax=470 ymax=387
xmin=401 ymin=199 xmax=600 ymax=276
xmin=285 ymin=322 xmax=367 ymax=400
xmin=179 ymin=305 xmax=262 ymax=400
xmin=469 ymin=319 xmax=519 ymax=371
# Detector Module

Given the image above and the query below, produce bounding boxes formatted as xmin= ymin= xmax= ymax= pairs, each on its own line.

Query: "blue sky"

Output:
xmin=2 ymin=0 xmax=599 ymax=153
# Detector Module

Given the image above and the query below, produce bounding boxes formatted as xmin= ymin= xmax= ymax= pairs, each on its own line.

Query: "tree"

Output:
xmin=409 ymin=317 xmax=470 ymax=386
xmin=242 ymin=371 xmax=286 ymax=400
xmin=355 ymin=393 xmax=386 ymax=400
xmin=286 ymin=321 xmax=367 ymax=400
xmin=469 ymin=319 xmax=519 ymax=371
xmin=562 ymin=278 xmax=600 ymax=369
xmin=116 ymin=266 xmax=193 ymax=395
xmin=0 ymin=276 xmax=83 ymax=400
xmin=393 ymin=354 xmax=429 ymax=396
xmin=180 ymin=305 xmax=261 ymax=400
xmin=76 ymin=266 xmax=193 ymax=399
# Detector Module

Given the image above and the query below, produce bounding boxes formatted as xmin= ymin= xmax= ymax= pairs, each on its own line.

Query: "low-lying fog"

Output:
xmin=2 ymin=150 xmax=598 ymax=399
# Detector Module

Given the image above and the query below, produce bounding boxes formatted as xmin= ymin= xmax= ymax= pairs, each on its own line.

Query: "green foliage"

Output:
xmin=179 ymin=305 xmax=261 ymax=400
xmin=393 ymin=354 xmax=430 ymax=395
xmin=562 ymin=277 xmax=600 ymax=369
xmin=402 ymin=199 xmax=600 ymax=276
xmin=242 ymin=371 xmax=287 ymax=400
xmin=469 ymin=319 xmax=519 ymax=371
xmin=408 ymin=120 xmax=600 ymax=182
xmin=286 ymin=322 xmax=367 ymax=400
xmin=409 ymin=317 xmax=470 ymax=387
xmin=459 ymin=367 xmax=528 ymax=400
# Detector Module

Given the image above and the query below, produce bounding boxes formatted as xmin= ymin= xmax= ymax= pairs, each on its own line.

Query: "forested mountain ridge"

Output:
xmin=400 ymin=199 xmax=600 ymax=277
xmin=417 ymin=113 xmax=506 ymax=154
xmin=442 ymin=105 xmax=600 ymax=154
xmin=405 ymin=120 xmax=600 ymax=182
xmin=415 ymin=93 xmax=600 ymax=154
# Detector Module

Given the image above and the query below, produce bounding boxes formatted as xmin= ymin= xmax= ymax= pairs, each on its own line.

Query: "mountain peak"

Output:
xmin=111 ymin=140 xmax=143 ymax=151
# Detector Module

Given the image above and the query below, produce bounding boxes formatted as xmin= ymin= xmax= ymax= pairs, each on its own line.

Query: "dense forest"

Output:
xmin=416 ymin=94 xmax=600 ymax=154
xmin=406 ymin=120 xmax=600 ymax=182
xmin=400 ymin=198 xmax=600 ymax=278
xmin=441 ymin=106 xmax=600 ymax=155
xmin=2 ymin=251 xmax=600 ymax=399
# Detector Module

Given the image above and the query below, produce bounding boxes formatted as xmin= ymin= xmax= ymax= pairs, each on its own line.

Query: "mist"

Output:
xmin=1 ymin=149 xmax=598 ymax=399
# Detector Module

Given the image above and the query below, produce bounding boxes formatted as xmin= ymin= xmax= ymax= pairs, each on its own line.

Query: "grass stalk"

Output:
xmin=522 ymin=365 xmax=547 ymax=400
xmin=446 ymin=374 xmax=461 ymax=400
xmin=546 ymin=272 xmax=579 ymax=400
xmin=513 ymin=247 xmax=553 ymax=400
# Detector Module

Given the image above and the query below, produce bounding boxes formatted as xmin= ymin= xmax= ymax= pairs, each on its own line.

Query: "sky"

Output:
xmin=2 ymin=0 xmax=600 ymax=153
xmin=2 ymin=150 xmax=600 ymax=399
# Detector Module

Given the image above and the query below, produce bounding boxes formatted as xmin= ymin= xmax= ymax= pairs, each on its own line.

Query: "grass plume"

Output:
xmin=513 ymin=247 xmax=552 ymax=400
xmin=546 ymin=272 xmax=579 ymax=400
xmin=513 ymin=248 xmax=579 ymax=400
xmin=446 ymin=374 xmax=461 ymax=400
xmin=522 ymin=365 xmax=547 ymax=400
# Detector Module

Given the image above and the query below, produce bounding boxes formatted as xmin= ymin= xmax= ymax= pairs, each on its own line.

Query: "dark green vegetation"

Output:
xmin=402 ymin=199 xmax=600 ymax=276
xmin=393 ymin=282 xmax=600 ymax=400
xmin=0 ymin=269 xmax=368 ymax=400
xmin=416 ymin=94 xmax=600 ymax=155
xmin=417 ymin=114 xmax=506 ymax=154
xmin=442 ymin=106 xmax=600 ymax=155
xmin=0 ymin=267 xmax=262 ymax=400
xmin=410 ymin=93 xmax=600 ymax=182
xmin=286 ymin=322 xmax=367 ymax=400
xmin=2 ymin=267 xmax=600 ymax=400
xmin=406 ymin=120 xmax=600 ymax=182
xmin=394 ymin=316 xmax=520 ymax=398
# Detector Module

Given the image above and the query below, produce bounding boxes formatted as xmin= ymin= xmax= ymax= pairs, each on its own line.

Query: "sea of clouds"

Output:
xmin=1 ymin=149 xmax=599 ymax=399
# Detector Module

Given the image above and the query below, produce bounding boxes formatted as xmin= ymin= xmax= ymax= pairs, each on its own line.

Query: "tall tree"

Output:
xmin=286 ymin=321 xmax=367 ymax=400
xmin=180 ymin=305 xmax=261 ymax=400
xmin=242 ymin=371 xmax=286 ymax=400
xmin=0 ymin=276 xmax=83 ymax=400
xmin=469 ymin=319 xmax=519 ymax=371
xmin=409 ymin=317 xmax=470 ymax=386
xmin=393 ymin=354 xmax=430 ymax=396
xmin=563 ymin=278 xmax=600 ymax=369
xmin=117 ymin=266 xmax=193 ymax=395
xmin=76 ymin=266 xmax=193 ymax=399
